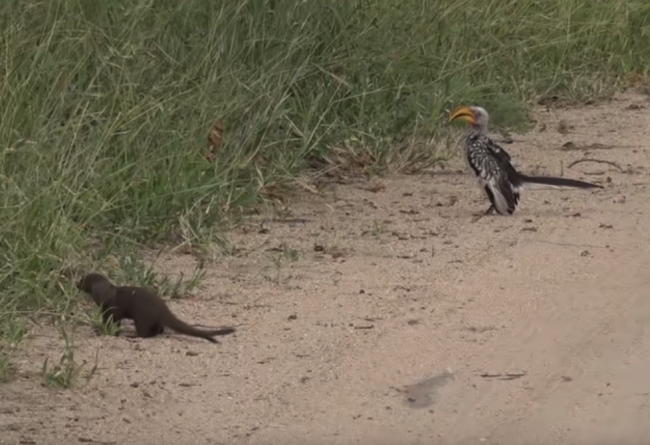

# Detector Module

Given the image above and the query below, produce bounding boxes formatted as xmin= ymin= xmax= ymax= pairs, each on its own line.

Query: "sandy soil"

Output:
xmin=2 ymin=91 xmax=650 ymax=445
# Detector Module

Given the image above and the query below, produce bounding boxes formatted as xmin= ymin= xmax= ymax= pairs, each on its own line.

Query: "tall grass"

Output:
xmin=0 ymin=0 xmax=648 ymax=345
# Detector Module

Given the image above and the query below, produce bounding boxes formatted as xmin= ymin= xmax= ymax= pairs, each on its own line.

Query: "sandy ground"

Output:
xmin=2 ymin=91 xmax=650 ymax=445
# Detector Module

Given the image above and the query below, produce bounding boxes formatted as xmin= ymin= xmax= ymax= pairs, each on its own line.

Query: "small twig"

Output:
xmin=293 ymin=178 xmax=320 ymax=195
xmin=264 ymin=218 xmax=311 ymax=224
xmin=532 ymin=240 xmax=610 ymax=250
xmin=359 ymin=316 xmax=383 ymax=322
xmin=479 ymin=372 xmax=527 ymax=380
xmin=567 ymin=158 xmax=624 ymax=172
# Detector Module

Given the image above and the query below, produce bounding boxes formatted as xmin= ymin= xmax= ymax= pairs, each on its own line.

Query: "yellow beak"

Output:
xmin=449 ymin=106 xmax=476 ymax=125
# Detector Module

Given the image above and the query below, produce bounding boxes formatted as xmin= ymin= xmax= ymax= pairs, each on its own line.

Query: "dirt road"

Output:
xmin=2 ymin=92 xmax=650 ymax=445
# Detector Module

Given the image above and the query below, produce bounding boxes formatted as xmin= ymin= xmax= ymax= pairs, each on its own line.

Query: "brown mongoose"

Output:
xmin=77 ymin=272 xmax=235 ymax=343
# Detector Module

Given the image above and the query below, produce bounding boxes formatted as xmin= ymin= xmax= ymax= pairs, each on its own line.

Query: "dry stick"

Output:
xmin=567 ymin=158 xmax=624 ymax=172
xmin=479 ymin=372 xmax=527 ymax=380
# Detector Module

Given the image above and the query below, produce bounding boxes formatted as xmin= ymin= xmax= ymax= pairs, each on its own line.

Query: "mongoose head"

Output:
xmin=76 ymin=272 xmax=110 ymax=293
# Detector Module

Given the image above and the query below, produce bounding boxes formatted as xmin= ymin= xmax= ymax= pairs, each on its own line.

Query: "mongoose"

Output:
xmin=77 ymin=273 xmax=235 ymax=343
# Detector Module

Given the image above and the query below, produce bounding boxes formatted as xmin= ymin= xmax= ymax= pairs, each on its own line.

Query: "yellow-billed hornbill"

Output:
xmin=449 ymin=105 xmax=603 ymax=217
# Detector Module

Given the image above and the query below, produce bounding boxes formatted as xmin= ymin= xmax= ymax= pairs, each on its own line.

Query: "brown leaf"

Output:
xmin=364 ymin=180 xmax=386 ymax=193
xmin=206 ymin=120 xmax=224 ymax=161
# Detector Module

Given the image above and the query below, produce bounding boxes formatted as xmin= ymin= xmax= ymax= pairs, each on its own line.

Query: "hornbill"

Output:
xmin=449 ymin=105 xmax=603 ymax=218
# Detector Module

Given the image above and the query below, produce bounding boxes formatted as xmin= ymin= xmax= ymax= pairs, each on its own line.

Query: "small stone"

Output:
xmin=557 ymin=120 xmax=574 ymax=134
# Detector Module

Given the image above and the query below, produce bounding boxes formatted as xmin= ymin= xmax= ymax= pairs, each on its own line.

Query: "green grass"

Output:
xmin=0 ymin=0 xmax=649 ymax=376
xmin=41 ymin=325 xmax=99 ymax=389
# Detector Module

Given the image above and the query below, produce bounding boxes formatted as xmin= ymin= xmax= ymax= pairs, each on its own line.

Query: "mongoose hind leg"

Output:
xmin=134 ymin=319 xmax=163 ymax=339
xmin=152 ymin=324 xmax=165 ymax=336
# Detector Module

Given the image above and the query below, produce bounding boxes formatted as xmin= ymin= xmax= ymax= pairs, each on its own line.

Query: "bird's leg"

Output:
xmin=471 ymin=205 xmax=495 ymax=223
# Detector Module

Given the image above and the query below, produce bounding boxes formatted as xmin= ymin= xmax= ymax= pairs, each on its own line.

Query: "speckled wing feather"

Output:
xmin=465 ymin=134 xmax=520 ymax=215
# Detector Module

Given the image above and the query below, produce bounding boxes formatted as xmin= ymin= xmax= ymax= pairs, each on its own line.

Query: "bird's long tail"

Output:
xmin=517 ymin=174 xmax=603 ymax=189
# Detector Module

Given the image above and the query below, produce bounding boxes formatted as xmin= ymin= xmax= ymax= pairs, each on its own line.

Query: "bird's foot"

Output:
xmin=470 ymin=213 xmax=486 ymax=223
xmin=471 ymin=206 xmax=495 ymax=223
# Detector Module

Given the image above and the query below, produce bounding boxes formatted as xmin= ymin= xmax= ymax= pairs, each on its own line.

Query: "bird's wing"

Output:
xmin=484 ymin=137 xmax=523 ymax=188
xmin=485 ymin=138 xmax=513 ymax=164
xmin=466 ymin=136 xmax=518 ymax=214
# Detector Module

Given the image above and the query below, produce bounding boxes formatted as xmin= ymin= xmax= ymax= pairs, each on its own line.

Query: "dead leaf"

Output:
xmin=364 ymin=180 xmax=386 ymax=193
xmin=206 ymin=120 xmax=224 ymax=162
